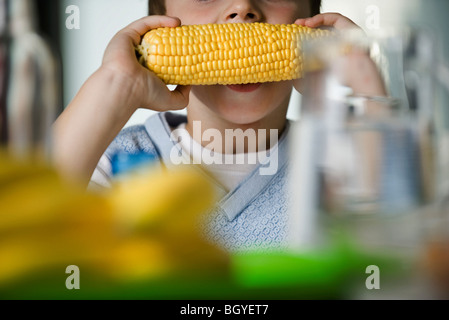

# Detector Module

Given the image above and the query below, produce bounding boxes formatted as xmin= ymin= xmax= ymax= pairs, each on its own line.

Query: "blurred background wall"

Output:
xmin=46 ymin=0 xmax=449 ymax=127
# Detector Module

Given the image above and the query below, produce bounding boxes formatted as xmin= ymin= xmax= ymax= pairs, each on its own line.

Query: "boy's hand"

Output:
xmin=101 ymin=15 xmax=191 ymax=112
xmin=293 ymin=13 xmax=387 ymax=97
xmin=53 ymin=16 xmax=192 ymax=186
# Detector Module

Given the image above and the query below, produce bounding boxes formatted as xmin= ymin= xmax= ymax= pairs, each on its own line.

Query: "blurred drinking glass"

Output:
xmin=289 ymin=28 xmax=443 ymax=282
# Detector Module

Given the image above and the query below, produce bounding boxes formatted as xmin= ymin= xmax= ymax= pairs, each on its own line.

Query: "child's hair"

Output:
xmin=148 ymin=0 xmax=322 ymax=17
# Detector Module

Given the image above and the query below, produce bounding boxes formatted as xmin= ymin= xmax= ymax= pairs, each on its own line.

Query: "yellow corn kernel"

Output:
xmin=136 ymin=22 xmax=330 ymax=85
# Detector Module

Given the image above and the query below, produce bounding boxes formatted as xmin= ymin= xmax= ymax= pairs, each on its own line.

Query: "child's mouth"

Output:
xmin=227 ymin=83 xmax=261 ymax=92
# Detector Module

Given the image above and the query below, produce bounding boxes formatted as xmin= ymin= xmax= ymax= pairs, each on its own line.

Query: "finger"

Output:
xmin=295 ymin=18 xmax=307 ymax=26
xmin=103 ymin=16 xmax=181 ymax=65
xmin=119 ymin=15 xmax=181 ymax=46
xmin=297 ymin=13 xmax=359 ymax=30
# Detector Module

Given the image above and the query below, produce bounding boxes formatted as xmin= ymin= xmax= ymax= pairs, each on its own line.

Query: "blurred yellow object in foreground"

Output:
xmin=0 ymin=152 xmax=228 ymax=289
xmin=109 ymin=164 xmax=214 ymax=232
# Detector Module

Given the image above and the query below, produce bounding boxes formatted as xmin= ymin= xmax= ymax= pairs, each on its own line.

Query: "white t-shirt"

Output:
xmin=171 ymin=123 xmax=274 ymax=192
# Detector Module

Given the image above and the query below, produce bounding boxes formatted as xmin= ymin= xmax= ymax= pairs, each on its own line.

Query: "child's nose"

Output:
xmin=225 ymin=0 xmax=261 ymax=23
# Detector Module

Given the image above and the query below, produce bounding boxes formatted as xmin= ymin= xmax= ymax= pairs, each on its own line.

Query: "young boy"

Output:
xmin=52 ymin=0 xmax=361 ymax=251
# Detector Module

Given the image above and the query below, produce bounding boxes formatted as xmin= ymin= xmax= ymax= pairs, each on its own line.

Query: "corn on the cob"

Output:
xmin=136 ymin=22 xmax=330 ymax=85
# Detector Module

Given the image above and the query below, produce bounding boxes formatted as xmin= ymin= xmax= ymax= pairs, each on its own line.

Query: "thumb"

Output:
xmin=165 ymin=85 xmax=191 ymax=111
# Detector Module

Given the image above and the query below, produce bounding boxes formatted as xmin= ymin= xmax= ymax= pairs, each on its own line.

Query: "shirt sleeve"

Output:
xmin=88 ymin=154 xmax=113 ymax=191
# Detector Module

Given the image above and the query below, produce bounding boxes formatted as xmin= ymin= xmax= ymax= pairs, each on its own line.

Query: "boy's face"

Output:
xmin=164 ymin=0 xmax=311 ymax=126
xmin=165 ymin=0 xmax=310 ymax=25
